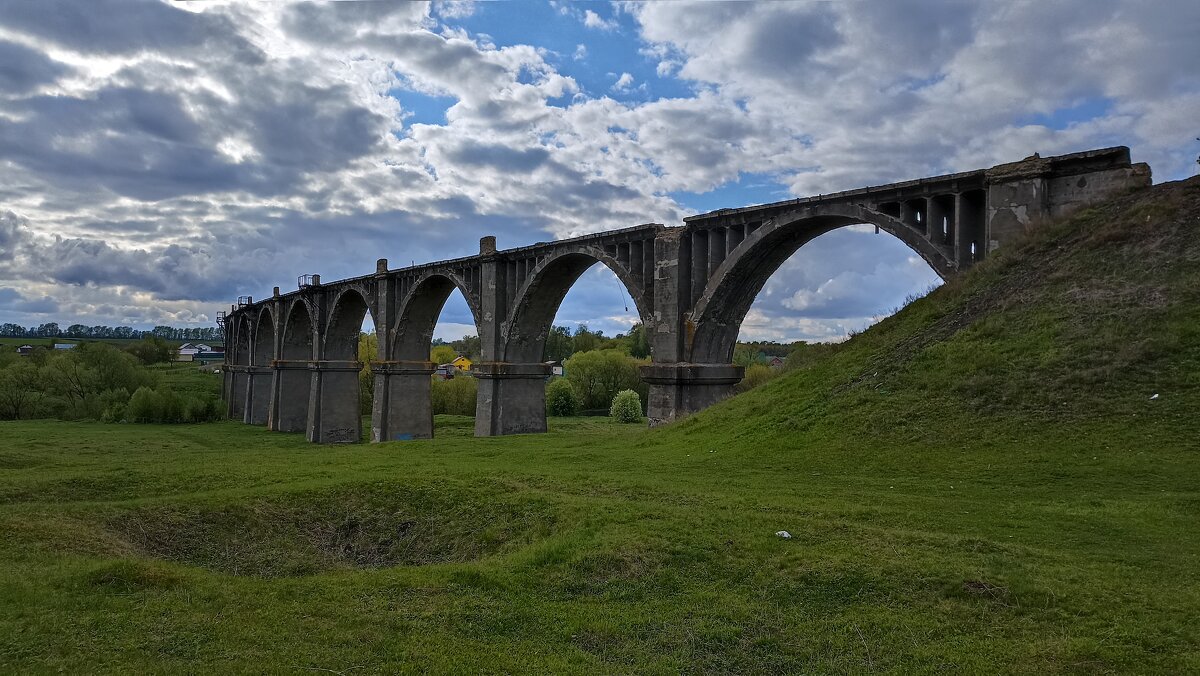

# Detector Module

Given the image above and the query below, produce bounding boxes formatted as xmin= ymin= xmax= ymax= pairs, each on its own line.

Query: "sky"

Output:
xmin=0 ymin=0 xmax=1197 ymax=344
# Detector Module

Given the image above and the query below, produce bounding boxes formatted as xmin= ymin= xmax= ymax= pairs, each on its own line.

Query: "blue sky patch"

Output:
xmin=669 ymin=172 xmax=794 ymax=216
xmin=390 ymin=88 xmax=458 ymax=127
xmin=1016 ymin=97 xmax=1113 ymax=130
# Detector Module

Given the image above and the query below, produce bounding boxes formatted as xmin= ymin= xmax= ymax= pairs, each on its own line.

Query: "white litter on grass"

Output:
xmin=1150 ymin=393 xmax=1159 ymax=400
xmin=775 ymin=531 xmax=792 ymax=539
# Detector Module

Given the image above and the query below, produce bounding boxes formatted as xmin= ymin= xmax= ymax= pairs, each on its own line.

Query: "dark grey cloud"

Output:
xmin=0 ymin=39 xmax=68 ymax=93
xmin=0 ymin=287 xmax=58 ymax=315
xmin=0 ymin=0 xmax=262 ymax=61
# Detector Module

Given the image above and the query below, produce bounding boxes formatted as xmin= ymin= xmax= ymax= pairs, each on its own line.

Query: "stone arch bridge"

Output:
xmin=222 ymin=147 xmax=1148 ymax=442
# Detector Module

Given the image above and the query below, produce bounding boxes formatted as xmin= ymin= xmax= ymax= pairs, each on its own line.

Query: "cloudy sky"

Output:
xmin=0 ymin=1 xmax=1197 ymax=343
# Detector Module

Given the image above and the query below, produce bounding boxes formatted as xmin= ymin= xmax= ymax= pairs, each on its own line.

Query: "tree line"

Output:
xmin=0 ymin=322 xmax=223 ymax=342
xmin=0 ymin=342 xmax=222 ymax=423
xmin=435 ymin=323 xmax=651 ymax=363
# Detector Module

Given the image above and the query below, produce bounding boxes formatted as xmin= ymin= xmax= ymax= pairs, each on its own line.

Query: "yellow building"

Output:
xmin=451 ymin=355 xmax=472 ymax=371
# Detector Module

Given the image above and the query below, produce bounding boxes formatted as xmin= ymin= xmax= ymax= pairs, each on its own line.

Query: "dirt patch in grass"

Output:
xmin=106 ymin=481 xmax=558 ymax=577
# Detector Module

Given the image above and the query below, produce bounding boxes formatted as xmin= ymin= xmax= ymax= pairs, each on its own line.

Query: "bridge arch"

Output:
xmin=503 ymin=246 xmax=652 ymax=363
xmin=392 ymin=271 xmax=482 ymax=362
xmin=323 ymin=285 xmax=375 ymax=361
xmin=280 ymin=298 xmax=315 ymax=362
xmin=251 ymin=305 xmax=276 ymax=366
xmin=232 ymin=313 xmax=252 ymax=365
xmin=687 ymin=203 xmax=953 ymax=364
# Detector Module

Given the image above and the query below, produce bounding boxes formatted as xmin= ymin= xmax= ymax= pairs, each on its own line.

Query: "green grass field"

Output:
xmin=1 ymin=178 xmax=1197 ymax=672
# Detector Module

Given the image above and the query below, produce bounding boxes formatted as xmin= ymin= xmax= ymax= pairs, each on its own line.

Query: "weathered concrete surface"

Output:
xmin=474 ymin=362 xmax=553 ymax=436
xmin=223 ymin=146 xmax=1151 ymax=442
xmin=306 ymin=361 xmax=363 ymax=444
xmin=641 ymin=363 xmax=745 ymax=426
xmin=371 ymin=362 xmax=436 ymax=442
xmin=243 ymin=366 xmax=273 ymax=426
xmin=268 ymin=360 xmax=310 ymax=433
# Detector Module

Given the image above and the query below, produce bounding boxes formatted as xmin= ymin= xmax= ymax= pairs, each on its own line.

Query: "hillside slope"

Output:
xmin=674 ymin=176 xmax=1200 ymax=444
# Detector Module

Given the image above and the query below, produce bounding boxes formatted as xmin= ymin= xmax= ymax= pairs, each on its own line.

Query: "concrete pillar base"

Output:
xmin=307 ymin=360 xmax=364 ymax=444
xmin=226 ymin=365 xmax=248 ymax=420
xmin=472 ymin=362 xmax=552 ymax=436
xmin=269 ymin=360 xmax=311 ymax=433
xmin=371 ymin=361 xmax=436 ymax=442
xmin=640 ymin=363 xmax=745 ymax=427
xmin=243 ymin=365 xmax=274 ymax=426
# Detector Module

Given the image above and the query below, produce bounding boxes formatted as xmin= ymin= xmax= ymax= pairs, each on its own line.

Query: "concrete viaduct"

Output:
xmin=222 ymin=146 xmax=1149 ymax=443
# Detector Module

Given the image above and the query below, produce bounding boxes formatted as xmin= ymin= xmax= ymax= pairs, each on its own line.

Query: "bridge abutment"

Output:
xmin=473 ymin=363 xmax=552 ymax=436
xmin=306 ymin=361 xmax=363 ymax=444
xmin=371 ymin=362 xmax=436 ymax=442
xmin=640 ymin=363 xmax=745 ymax=427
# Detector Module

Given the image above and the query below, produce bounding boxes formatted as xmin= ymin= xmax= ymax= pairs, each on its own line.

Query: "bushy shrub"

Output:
xmin=183 ymin=396 xmax=223 ymax=423
xmin=431 ymin=376 xmax=476 ymax=416
xmin=565 ymin=349 xmax=648 ymax=410
xmin=126 ymin=386 xmax=162 ymax=423
xmin=609 ymin=389 xmax=642 ymax=423
xmin=735 ymin=363 xmax=775 ymax=393
xmin=545 ymin=378 xmax=580 ymax=416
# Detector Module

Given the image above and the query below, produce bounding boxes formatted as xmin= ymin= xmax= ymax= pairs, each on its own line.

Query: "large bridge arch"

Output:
xmin=251 ymin=305 xmax=277 ymax=366
xmin=502 ymin=246 xmax=653 ymax=364
xmin=280 ymin=298 xmax=316 ymax=362
xmin=269 ymin=298 xmax=316 ymax=434
xmin=323 ymin=285 xmax=375 ymax=361
xmin=392 ymin=271 xmax=482 ymax=362
xmin=308 ymin=285 xmax=377 ymax=443
xmin=686 ymin=204 xmax=953 ymax=364
xmin=243 ymin=306 xmax=278 ymax=426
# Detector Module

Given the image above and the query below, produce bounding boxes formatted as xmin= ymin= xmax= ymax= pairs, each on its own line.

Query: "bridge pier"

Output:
xmin=243 ymin=365 xmax=273 ymax=426
xmin=473 ymin=363 xmax=552 ymax=436
xmin=226 ymin=364 xmax=248 ymax=420
xmin=268 ymin=360 xmax=311 ymax=432
xmin=371 ymin=361 xmax=436 ymax=442
xmin=640 ymin=363 xmax=745 ymax=427
xmin=306 ymin=360 xmax=363 ymax=444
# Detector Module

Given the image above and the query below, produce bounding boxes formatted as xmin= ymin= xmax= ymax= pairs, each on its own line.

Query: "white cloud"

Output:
xmin=611 ymin=72 xmax=634 ymax=91
xmin=583 ymin=10 xmax=618 ymax=31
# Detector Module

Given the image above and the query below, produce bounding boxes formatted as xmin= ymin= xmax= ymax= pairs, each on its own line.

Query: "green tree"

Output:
xmin=431 ymin=344 xmax=458 ymax=365
xmin=126 ymin=336 xmax=175 ymax=364
xmin=544 ymin=325 xmax=574 ymax=362
xmin=450 ymin=334 xmax=481 ymax=360
xmin=0 ymin=360 xmax=46 ymax=419
xmin=572 ymin=325 xmax=601 ymax=353
xmin=545 ymin=378 xmax=580 ymax=416
xmin=358 ymin=333 xmax=378 ymax=415
xmin=609 ymin=389 xmax=643 ymax=423
xmin=126 ymin=386 xmax=163 ymax=423
xmin=732 ymin=345 xmax=767 ymax=367
xmin=564 ymin=348 xmax=647 ymax=410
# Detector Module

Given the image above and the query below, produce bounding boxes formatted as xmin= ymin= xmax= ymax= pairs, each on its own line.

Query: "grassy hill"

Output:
xmin=0 ymin=177 xmax=1197 ymax=673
